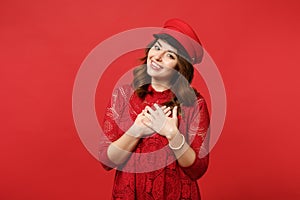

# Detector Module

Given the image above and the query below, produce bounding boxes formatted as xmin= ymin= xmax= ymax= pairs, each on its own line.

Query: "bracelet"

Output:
xmin=168 ymin=133 xmax=185 ymax=150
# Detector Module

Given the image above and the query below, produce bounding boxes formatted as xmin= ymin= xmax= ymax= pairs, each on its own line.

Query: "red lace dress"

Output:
xmin=99 ymin=84 xmax=210 ymax=200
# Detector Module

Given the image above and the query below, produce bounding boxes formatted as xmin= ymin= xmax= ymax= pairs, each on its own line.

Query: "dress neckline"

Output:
xmin=147 ymin=84 xmax=174 ymax=100
xmin=148 ymin=84 xmax=171 ymax=94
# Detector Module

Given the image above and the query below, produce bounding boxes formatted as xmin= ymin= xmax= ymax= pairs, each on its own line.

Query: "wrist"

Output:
xmin=166 ymin=128 xmax=179 ymax=141
xmin=126 ymin=124 xmax=142 ymax=138
xmin=168 ymin=132 xmax=186 ymax=150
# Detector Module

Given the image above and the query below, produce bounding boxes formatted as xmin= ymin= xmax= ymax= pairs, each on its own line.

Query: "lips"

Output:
xmin=150 ymin=61 xmax=163 ymax=71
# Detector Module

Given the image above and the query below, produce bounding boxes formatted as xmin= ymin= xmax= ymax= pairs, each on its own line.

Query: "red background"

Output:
xmin=1 ymin=0 xmax=300 ymax=199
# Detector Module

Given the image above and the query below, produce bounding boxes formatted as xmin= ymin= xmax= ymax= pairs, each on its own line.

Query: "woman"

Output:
xmin=99 ymin=18 xmax=210 ymax=200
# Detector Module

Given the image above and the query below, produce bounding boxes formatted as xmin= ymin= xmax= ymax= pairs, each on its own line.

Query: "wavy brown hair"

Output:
xmin=132 ymin=35 xmax=199 ymax=110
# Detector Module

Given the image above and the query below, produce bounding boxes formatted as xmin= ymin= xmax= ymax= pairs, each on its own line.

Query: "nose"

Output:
xmin=153 ymin=50 xmax=165 ymax=61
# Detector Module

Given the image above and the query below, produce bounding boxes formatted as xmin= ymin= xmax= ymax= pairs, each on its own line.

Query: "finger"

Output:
xmin=145 ymin=106 xmax=156 ymax=119
xmin=154 ymin=103 xmax=165 ymax=116
xmin=165 ymin=110 xmax=172 ymax=117
xmin=162 ymin=106 xmax=171 ymax=114
xmin=144 ymin=111 xmax=154 ymax=121
xmin=172 ymin=106 xmax=178 ymax=119
xmin=138 ymin=109 xmax=143 ymax=115
xmin=137 ymin=110 xmax=147 ymax=119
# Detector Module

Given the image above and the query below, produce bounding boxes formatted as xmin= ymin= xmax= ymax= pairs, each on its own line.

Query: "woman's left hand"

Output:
xmin=143 ymin=104 xmax=179 ymax=140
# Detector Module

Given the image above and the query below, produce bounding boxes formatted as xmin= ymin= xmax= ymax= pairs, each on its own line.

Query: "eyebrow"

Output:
xmin=157 ymin=41 xmax=162 ymax=47
xmin=156 ymin=41 xmax=177 ymax=55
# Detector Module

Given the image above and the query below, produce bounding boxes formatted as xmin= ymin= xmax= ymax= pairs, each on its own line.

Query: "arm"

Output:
xmin=144 ymin=105 xmax=197 ymax=167
xmin=99 ymin=86 xmax=168 ymax=169
xmin=106 ymin=110 xmax=154 ymax=165
xmin=178 ymin=97 xmax=210 ymax=180
xmin=165 ymin=124 xmax=209 ymax=181
xmin=99 ymin=86 xmax=139 ymax=170
xmin=106 ymin=132 xmax=140 ymax=165
xmin=144 ymin=98 xmax=210 ymax=180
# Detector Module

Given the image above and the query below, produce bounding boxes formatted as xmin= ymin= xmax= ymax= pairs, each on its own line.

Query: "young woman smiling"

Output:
xmin=99 ymin=18 xmax=210 ymax=200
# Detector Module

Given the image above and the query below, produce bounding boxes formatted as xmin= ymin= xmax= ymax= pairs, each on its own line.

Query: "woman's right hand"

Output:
xmin=107 ymin=110 xmax=151 ymax=166
xmin=107 ymin=106 xmax=170 ymax=166
xmin=126 ymin=109 xmax=155 ymax=138
xmin=127 ymin=106 xmax=171 ymax=138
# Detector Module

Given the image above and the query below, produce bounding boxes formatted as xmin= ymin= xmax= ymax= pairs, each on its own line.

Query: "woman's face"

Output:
xmin=146 ymin=39 xmax=178 ymax=82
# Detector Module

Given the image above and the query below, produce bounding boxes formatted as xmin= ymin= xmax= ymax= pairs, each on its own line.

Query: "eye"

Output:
xmin=167 ymin=53 xmax=176 ymax=60
xmin=153 ymin=44 xmax=160 ymax=50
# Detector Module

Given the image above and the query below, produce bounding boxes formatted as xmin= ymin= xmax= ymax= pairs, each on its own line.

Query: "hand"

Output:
xmin=126 ymin=109 xmax=154 ymax=138
xmin=143 ymin=104 xmax=179 ymax=140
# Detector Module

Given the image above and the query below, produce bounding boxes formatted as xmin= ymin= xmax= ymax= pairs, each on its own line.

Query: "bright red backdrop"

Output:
xmin=1 ymin=0 xmax=300 ymax=199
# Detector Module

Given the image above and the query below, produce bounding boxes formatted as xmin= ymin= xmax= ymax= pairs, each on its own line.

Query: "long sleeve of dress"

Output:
xmin=180 ymin=96 xmax=210 ymax=181
xmin=99 ymin=85 xmax=133 ymax=171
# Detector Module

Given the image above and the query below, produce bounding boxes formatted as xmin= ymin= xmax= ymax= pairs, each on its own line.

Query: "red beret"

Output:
xmin=154 ymin=18 xmax=203 ymax=64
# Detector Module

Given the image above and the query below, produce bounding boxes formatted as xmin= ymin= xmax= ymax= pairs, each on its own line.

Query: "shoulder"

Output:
xmin=112 ymin=84 xmax=135 ymax=100
xmin=192 ymin=88 xmax=207 ymax=106
xmin=181 ymin=88 xmax=208 ymax=116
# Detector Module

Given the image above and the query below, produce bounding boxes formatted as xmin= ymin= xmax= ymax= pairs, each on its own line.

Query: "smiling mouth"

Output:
xmin=150 ymin=61 xmax=163 ymax=71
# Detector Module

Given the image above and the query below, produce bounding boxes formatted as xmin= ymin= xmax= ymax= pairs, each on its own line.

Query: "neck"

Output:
xmin=151 ymin=80 xmax=171 ymax=92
